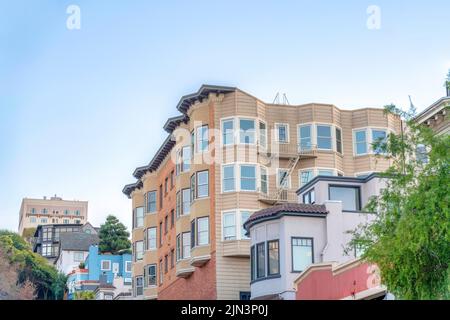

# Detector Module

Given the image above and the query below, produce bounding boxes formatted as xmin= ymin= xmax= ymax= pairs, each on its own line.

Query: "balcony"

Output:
xmin=258 ymin=143 xmax=318 ymax=159
xmin=258 ymin=189 xmax=298 ymax=205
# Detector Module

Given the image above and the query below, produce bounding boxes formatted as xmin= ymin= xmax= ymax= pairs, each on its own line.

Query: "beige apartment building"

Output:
xmin=122 ymin=85 xmax=401 ymax=300
xmin=18 ymin=195 xmax=88 ymax=236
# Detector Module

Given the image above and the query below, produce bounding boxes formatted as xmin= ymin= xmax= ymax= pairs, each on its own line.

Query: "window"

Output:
xmin=101 ymin=260 xmax=111 ymax=271
xmin=135 ymin=241 xmax=143 ymax=261
xmin=239 ymin=119 xmax=255 ymax=144
xmin=371 ymin=129 xmax=387 ymax=154
xmin=164 ymin=255 xmax=168 ymax=273
xmin=42 ymin=208 xmax=48 ymax=214
xmin=125 ymin=261 xmax=132 ymax=273
xmin=267 ymin=240 xmax=280 ymax=276
xmin=182 ymin=232 xmax=190 ymax=258
xmin=222 ymin=165 xmax=235 ymax=192
xmin=30 ymin=217 xmax=37 ymax=223
xmin=190 ymin=220 xmax=195 ymax=248
xmin=240 ymin=292 xmax=251 ymax=300
xmin=317 ymin=169 xmax=334 ymax=176
xmin=164 ymin=215 xmax=168 ymax=234
xmin=329 ymin=185 xmax=361 ymax=211
xmin=240 ymin=211 xmax=251 ymax=240
xmin=135 ymin=276 xmax=143 ymax=296
xmin=159 ymin=185 xmax=163 ymax=209
xmin=176 ymin=234 xmax=181 ymax=260
xmin=354 ymin=130 xmax=367 ymax=155
xmin=146 ymin=264 xmax=156 ymax=286
xmin=190 ymin=174 xmax=196 ymax=203
xmin=73 ymin=251 xmax=84 ymax=262
xmin=170 ymin=249 xmax=175 ymax=269
xmin=75 ymin=210 xmax=80 ymax=216
xmin=416 ymin=144 xmax=429 ymax=164
xmin=147 ymin=227 xmax=157 ymax=250
xmin=176 ymin=191 xmax=181 ymax=218
xmin=159 ymin=222 xmax=163 ymax=247
xmin=259 ymin=121 xmax=267 ymax=148
xmin=222 ymin=211 xmax=236 ymax=240
xmin=260 ymin=167 xmax=268 ymax=194
xmin=182 ymin=189 xmax=190 ymax=215
xmin=276 ymin=123 xmax=288 ymax=143
xmin=170 ymin=170 xmax=174 ymax=189
xmin=317 ymin=125 xmax=332 ymax=150
xmin=31 ymin=208 xmax=36 ymax=214
xmin=171 ymin=210 xmax=175 ymax=228
xmin=165 ymin=177 xmax=168 ymax=194
xmin=182 ymin=146 xmax=191 ymax=172
xmin=197 ymin=171 xmax=209 ymax=198
xmin=135 ymin=206 xmax=144 ymax=228
xmin=147 ymin=191 xmax=157 ymax=213
xmin=75 ymin=219 xmax=81 ymax=224
xmin=250 ymin=246 xmax=255 ymax=281
xmin=292 ymin=238 xmax=313 ymax=272
xmin=277 ymin=169 xmax=290 ymax=189
xmin=64 ymin=209 xmax=70 ymax=215
xmin=336 ymin=128 xmax=342 ymax=153
xmin=41 ymin=218 xmax=48 ymax=223
xmin=42 ymin=227 xmax=53 ymax=241
xmin=197 ymin=217 xmax=209 ymax=246
xmin=196 ymin=125 xmax=209 ymax=152
xmin=63 ymin=219 xmax=69 ymax=224
xmin=159 ymin=260 xmax=163 ymax=285
xmin=256 ymin=242 xmax=265 ymax=278
xmin=41 ymin=244 xmax=54 ymax=257
xmin=300 ymin=169 xmax=314 ymax=186
xmin=303 ymin=189 xmax=315 ymax=204
xmin=240 ymin=165 xmax=256 ymax=191
xmin=222 ymin=119 xmax=234 ymax=145
xmin=299 ymin=125 xmax=312 ymax=151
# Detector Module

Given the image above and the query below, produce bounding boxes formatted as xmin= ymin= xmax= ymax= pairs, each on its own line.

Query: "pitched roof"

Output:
xmin=244 ymin=203 xmax=328 ymax=231
xmin=59 ymin=232 xmax=99 ymax=251
xmin=176 ymin=84 xmax=236 ymax=114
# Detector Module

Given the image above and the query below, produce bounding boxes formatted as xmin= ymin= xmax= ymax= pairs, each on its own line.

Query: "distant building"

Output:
xmin=67 ymin=245 xmax=132 ymax=300
xmin=55 ymin=231 xmax=100 ymax=274
xmin=32 ymin=222 xmax=98 ymax=263
xmin=19 ymin=195 xmax=88 ymax=236
xmin=244 ymin=174 xmax=383 ymax=300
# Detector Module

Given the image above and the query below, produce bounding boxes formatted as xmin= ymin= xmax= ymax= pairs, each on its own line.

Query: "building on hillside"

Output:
xmin=19 ymin=195 xmax=88 ymax=236
xmin=67 ymin=245 xmax=132 ymax=300
xmin=243 ymin=173 xmax=384 ymax=300
xmin=32 ymin=222 xmax=98 ymax=263
xmin=122 ymin=84 xmax=401 ymax=300
xmin=55 ymin=232 xmax=100 ymax=274
xmin=293 ymin=258 xmax=391 ymax=300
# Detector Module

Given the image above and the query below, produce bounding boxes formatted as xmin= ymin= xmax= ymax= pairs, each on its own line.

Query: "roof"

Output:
xmin=33 ymin=223 xmax=83 ymax=237
xmin=59 ymin=232 xmax=99 ymax=251
xmin=163 ymin=115 xmax=188 ymax=133
xmin=244 ymin=203 xmax=328 ymax=232
xmin=122 ymin=180 xmax=143 ymax=199
xmin=176 ymin=84 xmax=236 ymax=114
xmin=415 ymin=96 xmax=450 ymax=123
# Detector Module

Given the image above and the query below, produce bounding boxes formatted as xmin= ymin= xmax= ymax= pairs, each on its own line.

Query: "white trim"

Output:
xmin=258 ymin=119 xmax=268 ymax=149
xmin=237 ymin=117 xmax=258 ymax=146
xmin=100 ymin=260 xmax=111 ymax=271
xmin=354 ymin=171 xmax=375 ymax=178
xmin=125 ymin=261 xmax=132 ymax=273
xmin=220 ymin=117 xmax=236 ymax=146
xmin=220 ymin=162 xmax=260 ymax=193
xmin=315 ymin=123 xmax=333 ymax=151
xmin=277 ymin=168 xmax=292 ymax=189
xmin=274 ymin=122 xmax=290 ymax=143
xmin=221 ymin=209 xmax=254 ymax=241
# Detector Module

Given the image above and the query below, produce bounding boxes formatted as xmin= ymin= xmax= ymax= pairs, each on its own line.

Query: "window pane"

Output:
xmin=259 ymin=122 xmax=267 ymax=148
xmin=260 ymin=167 xmax=268 ymax=194
xmin=268 ymin=241 xmax=279 ymax=275
xmin=147 ymin=191 xmax=156 ymax=213
xmin=182 ymin=232 xmax=191 ymax=258
xmin=329 ymin=186 xmax=360 ymax=211
xmin=278 ymin=170 xmax=289 ymax=188
xmin=223 ymin=212 xmax=236 ymax=240
xmin=300 ymin=170 xmax=313 ymax=185
xmin=240 ymin=165 xmax=256 ymax=191
xmin=372 ymin=130 xmax=386 ymax=154
xmin=223 ymin=165 xmax=235 ymax=192
xmin=317 ymin=125 xmax=332 ymax=149
xmin=256 ymin=243 xmax=265 ymax=278
xmin=197 ymin=217 xmax=209 ymax=245
xmin=240 ymin=211 xmax=251 ymax=239
xmin=355 ymin=130 xmax=367 ymax=155
xmin=182 ymin=189 xmax=190 ymax=214
xmin=299 ymin=125 xmax=312 ymax=151
xmin=222 ymin=120 xmax=234 ymax=145
xmin=292 ymin=238 xmax=313 ymax=271
xmin=197 ymin=171 xmax=209 ymax=197
xmin=182 ymin=146 xmax=191 ymax=171
xmin=196 ymin=126 xmax=209 ymax=152
xmin=277 ymin=124 xmax=287 ymax=142
xmin=318 ymin=170 xmax=334 ymax=176
xmin=239 ymin=119 xmax=255 ymax=144
xmin=336 ymin=128 xmax=342 ymax=153
xmin=136 ymin=206 xmax=144 ymax=227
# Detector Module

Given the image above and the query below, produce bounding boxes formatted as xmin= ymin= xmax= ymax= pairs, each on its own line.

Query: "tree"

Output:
xmin=445 ymin=69 xmax=450 ymax=92
xmin=348 ymin=104 xmax=450 ymax=299
xmin=74 ymin=291 xmax=95 ymax=300
xmin=0 ymin=249 xmax=36 ymax=300
xmin=0 ymin=230 xmax=67 ymax=300
xmin=98 ymin=215 xmax=131 ymax=254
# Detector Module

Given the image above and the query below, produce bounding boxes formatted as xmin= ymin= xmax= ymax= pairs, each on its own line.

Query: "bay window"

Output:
xmin=135 ymin=206 xmax=144 ymax=228
xmin=182 ymin=146 xmax=191 ymax=171
xmin=299 ymin=124 xmax=312 ymax=151
xmin=197 ymin=217 xmax=209 ymax=246
xmin=239 ymin=119 xmax=255 ymax=144
xmin=317 ymin=125 xmax=332 ymax=150
xmin=222 ymin=211 xmax=236 ymax=240
xmin=354 ymin=130 xmax=367 ymax=155
xmin=240 ymin=211 xmax=251 ymax=239
xmin=182 ymin=232 xmax=191 ymax=258
xmin=222 ymin=165 xmax=235 ymax=192
xmin=197 ymin=170 xmax=209 ymax=198
xmin=222 ymin=119 xmax=234 ymax=145
xmin=292 ymin=237 xmax=313 ymax=272
xmin=267 ymin=240 xmax=280 ymax=276
xmin=256 ymin=242 xmax=265 ymax=278
xmin=240 ymin=165 xmax=256 ymax=191
xmin=196 ymin=125 xmax=209 ymax=152
xmin=182 ymin=188 xmax=190 ymax=214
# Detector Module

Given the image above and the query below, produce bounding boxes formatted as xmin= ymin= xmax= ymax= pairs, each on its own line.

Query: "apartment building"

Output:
xmin=18 ymin=195 xmax=88 ymax=236
xmin=122 ymin=84 xmax=401 ymax=300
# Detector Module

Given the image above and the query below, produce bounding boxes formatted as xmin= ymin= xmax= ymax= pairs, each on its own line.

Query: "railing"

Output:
xmin=258 ymin=189 xmax=298 ymax=204
xmin=258 ymin=143 xmax=318 ymax=158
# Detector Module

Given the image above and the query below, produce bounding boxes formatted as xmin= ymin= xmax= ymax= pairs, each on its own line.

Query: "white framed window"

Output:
xmin=73 ymin=251 xmax=84 ymax=262
xmin=196 ymin=125 xmax=209 ymax=153
xmin=259 ymin=121 xmax=267 ymax=148
xmin=182 ymin=232 xmax=191 ymax=259
xmin=317 ymin=169 xmax=334 ymax=176
xmin=135 ymin=206 xmax=144 ymax=228
xmin=260 ymin=166 xmax=268 ymax=194
xmin=222 ymin=210 xmax=253 ymax=241
xmin=147 ymin=227 xmax=157 ymax=250
xmin=299 ymin=169 xmax=314 ymax=186
xmin=222 ymin=164 xmax=235 ymax=192
xmin=354 ymin=129 xmax=367 ymax=155
xmin=240 ymin=164 xmax=257 ymax=191
xmin=298 ymin=124 xmax=312 ymax=151
xmin=275 ymin=123 xmax=289 ymax=143
xmin=197 ymin=217 xmax=209 ymax=246
xmin=182 ymin=188 xmax=190 ymax=214
xmin=146 ymin=264 xmax=156 ymax=287
xmin=303 ymin=189 xmax=315 ymax=204
xmin=239 ymin=118 xmax=255 ymax=144
xmin=292 ymin=238 xmax=313 ymax=272
xmin=222 ymin=118 xmax=235 ymax=145
xmin=135 ymin=276 xmax=143 ymax=296
xmin=125 ymin=261 xmax=132 ymax=273
xmin=134 ymin=241 xmax=143 ymax=261
xmin=335 ymin=127 xmax=343 ymax=154
xmin=240 ymin=211 xmax=251 ymax=239
xmin=182 ymin=146 xmax=191 ymax=171
xmin=146 ymin=191 xmax=157 ymax=213
xmin=316 ymin=124 xmax=332 ymax=150
xmin=371 ymin=129 xmax=387 ymax=154
xmin=277 ymin=169 xmax=291 ymax=189
xmin=101 ymin=260 xmax=111 ymax=271
xmin=197 ymin=170 xmax=209 ymax=198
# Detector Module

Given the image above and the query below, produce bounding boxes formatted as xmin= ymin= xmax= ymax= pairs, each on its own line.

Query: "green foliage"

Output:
xmin=348 ymin=105 xmax=450 ymax=299
xmin=0 ymin=230 xmax=67 ymax=300
xmin=98 ymin=215 xmax=131 ymax=254
xmin=446 ymin=69 xmax=450 ymax=89
xmin=74 ymin=291 xmax=95 ymax=300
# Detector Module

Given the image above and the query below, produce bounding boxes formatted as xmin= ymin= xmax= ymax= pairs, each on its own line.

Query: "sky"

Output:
xmin=0 ymin=0 xmax=449 ymax=232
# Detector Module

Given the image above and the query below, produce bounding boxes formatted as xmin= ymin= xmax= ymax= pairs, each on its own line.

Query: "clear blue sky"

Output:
xmin=1 ymin=0 xmax=449 ymax=232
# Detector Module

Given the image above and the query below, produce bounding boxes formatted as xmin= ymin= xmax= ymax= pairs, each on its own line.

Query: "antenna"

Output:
xmin=272 ymin=92 xmax=290 ymax=105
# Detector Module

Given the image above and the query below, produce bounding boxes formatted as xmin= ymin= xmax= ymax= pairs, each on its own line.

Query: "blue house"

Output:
xmin=67 ymin=245 xmax=132 ymax=300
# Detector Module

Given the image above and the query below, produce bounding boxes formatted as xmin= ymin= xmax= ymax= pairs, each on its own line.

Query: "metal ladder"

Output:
xmin=275 ymin=154 xmax=300 ymax=203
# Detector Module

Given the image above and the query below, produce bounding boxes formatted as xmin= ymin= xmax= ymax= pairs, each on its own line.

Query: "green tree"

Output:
xmin=98 ymin=215 xmax=131 ymax=254
xmin=445 ymin=69 xmax=450 ymax=91
xmin=74 ymin=291 xmax=95 ymax=300
xmin=0 ymin=230 xmax=67 ymax=300
xmin=348 ymin=104 xmax=450 ymax=299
